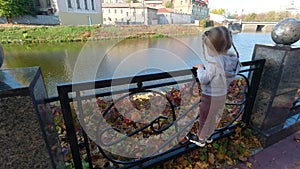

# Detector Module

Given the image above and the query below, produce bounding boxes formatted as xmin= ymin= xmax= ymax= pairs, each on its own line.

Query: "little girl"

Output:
xmin=187 ymin=26 xmax=240 ymax=147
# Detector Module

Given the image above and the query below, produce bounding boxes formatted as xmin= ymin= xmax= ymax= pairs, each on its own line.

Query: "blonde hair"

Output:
xmin=203 ymin=26 xmax=239 ymax=58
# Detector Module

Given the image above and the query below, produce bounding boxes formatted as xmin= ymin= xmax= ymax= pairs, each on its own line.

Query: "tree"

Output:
xmin=210 ymin=8 xmax=226 ymax=15
xmin=264 ymin=11 xmax=276 ymax=21
xmin=0 ymin=0 xmax=35 ymax=23
xmin=244 ymin=13 xmax=257 ymax=21
xmin=165 ymin=0 xmax=172 ymax=8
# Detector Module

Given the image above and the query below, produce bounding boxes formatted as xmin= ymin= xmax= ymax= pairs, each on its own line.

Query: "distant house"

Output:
xmin=0 ymin=0 xmax=103 ymax=25
xmin=50 ymin=0 xmax=103 ymax=25
xmin=33 ymin=0 xmax=54 ymax=15
xmin=172 ymin=0 xmax=209 ymax=23
xmin=158 ymin=8 xmax=191 ymax=24
xmin=102 ymin=3 xmax=158 ymax=25
xmin=157 ymin=0 xmax=208 ymax=24
xmin=144 ymin=0 xmax=164 ymax=8
xmin=191 ymin=0 xmax=209 ymax=21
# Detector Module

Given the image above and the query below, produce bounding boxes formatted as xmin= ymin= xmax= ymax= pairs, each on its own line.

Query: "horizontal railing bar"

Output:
xmin=241 ymin=59 xmax=265 ymax=66
xmin=56 ymin=60 xmax=263 ymax=95
xmin=44 ymin=96 xmax=59 ymax=103
xmin=68 ymin=78 xmax=195 ymax=102
xmin=57 ymin=69 xmax=196 ymax=92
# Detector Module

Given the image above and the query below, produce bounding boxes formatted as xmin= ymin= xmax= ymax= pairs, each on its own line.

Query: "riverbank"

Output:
xmin=0 ymin=24 xmax=204 ymax=44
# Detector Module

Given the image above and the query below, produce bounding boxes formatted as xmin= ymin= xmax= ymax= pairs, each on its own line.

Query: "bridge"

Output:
xmin=228 ymin=21 xmax=277 ymax=33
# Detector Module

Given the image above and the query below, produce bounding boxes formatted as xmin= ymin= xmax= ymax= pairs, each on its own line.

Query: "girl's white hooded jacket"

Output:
xmin=197 ymin=54 xmax=240 ymax=96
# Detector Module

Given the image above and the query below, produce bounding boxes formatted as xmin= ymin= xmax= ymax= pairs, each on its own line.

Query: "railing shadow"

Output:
xmin=47 ymin=59 xmax=265 ymax=169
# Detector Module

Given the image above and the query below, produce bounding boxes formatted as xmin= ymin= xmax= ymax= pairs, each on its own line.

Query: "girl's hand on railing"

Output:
xmin=193 ymin=64 xmax=204 ymax=69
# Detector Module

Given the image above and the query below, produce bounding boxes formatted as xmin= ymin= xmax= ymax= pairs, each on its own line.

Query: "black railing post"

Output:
xmin=242 ymin=59 xmax=266 ymax=125
xmin=57 ymin=86 xmax=83 ymax=169
xmin=75 ymin=92 xmax=94 ymax=169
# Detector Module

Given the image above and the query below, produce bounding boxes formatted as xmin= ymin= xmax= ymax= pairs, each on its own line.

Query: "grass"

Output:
xmin=0 ymin=24 xmax=203 ymax=44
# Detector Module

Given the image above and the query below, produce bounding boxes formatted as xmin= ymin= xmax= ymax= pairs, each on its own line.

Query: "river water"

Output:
xmin=2 ymin=32 xmax=300 ymax=96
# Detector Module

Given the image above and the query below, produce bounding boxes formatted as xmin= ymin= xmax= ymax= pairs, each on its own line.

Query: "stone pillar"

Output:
xmin=0 ymin=67 xmax=65 ymax=169
xmin=251 ymin=44 xmax=300 ymax=147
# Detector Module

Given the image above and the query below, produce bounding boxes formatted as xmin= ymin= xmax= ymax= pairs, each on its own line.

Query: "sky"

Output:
xmin=208 ymin=0 xmax=300 ymax=14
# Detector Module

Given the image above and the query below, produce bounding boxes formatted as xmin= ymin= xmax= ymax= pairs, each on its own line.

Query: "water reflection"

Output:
xmin=3 ymin=33 xmax=300 ymax=96
xmin=73 ymin=37 xmax=204 ymax=84
xmin=2 ymin=43 xmax=85 ymax=96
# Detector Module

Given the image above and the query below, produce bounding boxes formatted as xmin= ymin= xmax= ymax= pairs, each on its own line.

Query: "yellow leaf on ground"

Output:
xmin=294 ymin=137 xmax=300 ymax=142
xmin=225 ymin=155 xmax=234 ymax=165
xmin=246 ymin=162 xmax=252 ymax=168
xmin=243 ymin=150 xmax=250 ymax=157
xmin=239 ymin=155 xmax=248 ymax=162
xmin=216 ymin=152 xmax=225 ymax=160
xmin=194 ymin=161 xmax=209 ymax=169
xmin=208 ymin=153 xmax=215 ymax=164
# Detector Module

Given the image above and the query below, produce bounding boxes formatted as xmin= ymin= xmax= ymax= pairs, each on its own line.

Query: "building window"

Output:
xmin=76 ymin=0 xmax=81 ymax=9
xmin=67 ymin=0 xmax=72 ymax=8
xmin=115 ymin=18 xmax=117 ymax=21
xmin=115 ymin=9 xmax=117 ymax=14
xmin=126 ymin=12 xmax=129 ymax=16
xmin=121 ymin=9 xmax=123 ymax=14
xmin=104 ymin=18 xmax=106 ymax=21
xmin=91 ymin=0 xmax=95 ymax=10
xmin=185 ymin=0 xmax=187 ymax=3
xmin=84 ymin=0 xmax=88 ymax=9
xmin=108 ymin=9 xmax=111 ymax=13
xmin=181 ymin=1 xmax=183 ymax=5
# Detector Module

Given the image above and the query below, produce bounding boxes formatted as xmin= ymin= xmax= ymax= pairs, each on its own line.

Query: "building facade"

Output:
xmin=158 ymin=8 xmax=192 ymax=24
xmin=172 ymin=0 xmax=209 ymax=18
xmin=144 ymin=0 xmax=164 ymax=8
xmin=102 ymin=3 xmax=158 ymax=25
xmin=34 ymin=0 xmax=103 ymax=25
xmin=190 ymin=0 xmax=209 ymax=21
xmin=158 ymin=0 xmax=208 ymax=24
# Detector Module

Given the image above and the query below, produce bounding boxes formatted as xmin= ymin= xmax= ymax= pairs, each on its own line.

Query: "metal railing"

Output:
xmin=49 ymin=59 xmax=265 ymax=169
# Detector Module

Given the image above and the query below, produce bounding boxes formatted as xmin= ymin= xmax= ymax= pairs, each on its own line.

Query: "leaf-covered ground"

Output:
xmin=50 ymin=78 xmax=263 ymax=169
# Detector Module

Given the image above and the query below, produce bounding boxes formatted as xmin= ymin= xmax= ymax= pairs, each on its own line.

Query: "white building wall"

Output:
xmin=54 ymin=0 xmax=103 ymax=25
xmin=103 ymin=7 xmax=134 ymax=24
xmin=209 ymin=13 xmax=226 ymax=23
xmin=102 ymin=4 xmax=158 ymax=25
xmin=55 ymin=0 xmax=68 ymax=12
xmin=103 ymin=7 xmax=146 ymax=24
xmin=158 ymin=12 xmax=191 ymax=24
xmin=56 ymin=0 xmax=101 ymax=13
xmin=146 ymin=8 xmax=159 ymax=25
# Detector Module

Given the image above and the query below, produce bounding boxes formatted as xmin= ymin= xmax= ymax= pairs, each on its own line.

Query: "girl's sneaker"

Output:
xmin=185 ymin=132 xmax=206 ymax=147
xmin=205 ymin=137 xmax=213 ymax=144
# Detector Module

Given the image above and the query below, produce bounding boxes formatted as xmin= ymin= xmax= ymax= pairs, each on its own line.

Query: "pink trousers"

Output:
xmin=197 ymin=94 xmax=226 ymax=139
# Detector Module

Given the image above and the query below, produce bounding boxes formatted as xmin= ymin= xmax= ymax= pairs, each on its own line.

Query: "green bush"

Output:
xmin=199 ymin=20 xmax=214 ymax=28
